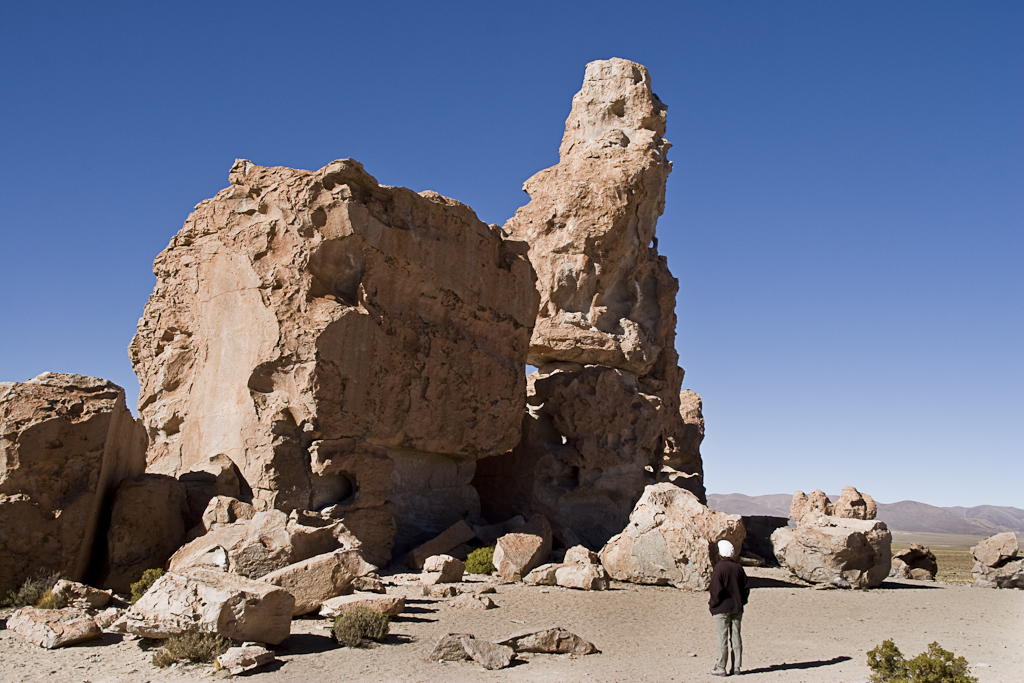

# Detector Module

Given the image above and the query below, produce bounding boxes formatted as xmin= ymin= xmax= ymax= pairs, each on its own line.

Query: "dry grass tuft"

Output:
xmin=151 ymin=632 xmax=231 ymax=668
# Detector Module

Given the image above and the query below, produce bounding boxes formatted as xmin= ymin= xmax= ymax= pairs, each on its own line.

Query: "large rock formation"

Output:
xmin=971 ymin=532 xmax=1023 ymax=589
xmin=131 ymin=158 xmax=538 ymax=560
xmin=0 ymin=374 xmax=146 ymax=595
xmin=473 ymin=58 xmax=704 ymax=551
xmin=599 ymin=483 xmax=744 ymax=590
xmin=771 ymin=516 xmax=892 ymax=589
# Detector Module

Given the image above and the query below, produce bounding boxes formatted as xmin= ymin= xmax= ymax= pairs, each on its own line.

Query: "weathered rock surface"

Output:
xmin=117 ymin=569 xmax=294 ymax=644
xmin=319 ymin=592 xmax=405 ymax=618
xmin=7 ymin=607 xmax=103 ymax=649
xmin=430 ymin=633 xmax=475 ymax=662
xmin=463 ymin=637 xmax=516 ymax=670
xmin=772 ymin=516 xmax=892 ymax=589
xmin=421 ymin=554 xmax=465 ymax=585
xmin=493 ymin=516 xmax=552 ymax=582
xmin=473 ymin=59 xmax=704 ymax=550
xmin=971 ymin=532 xmax=1023 ymax=589
xmin=789 ymin=489 xmax=834 ymax=524
xmin=449 ymin=593 xmax=496 ymax=610
xmin=199 ymin=495 xmax=257 ymax=534
xmin=51 ymin=580 xmax=111 ymax=609
xmin=101 ymin=473 xmax=189 ymax=593
xmin=831 ymin=487 xmax=877 ymax=520
xmin=890 ymin=544 xmax=937 ymax=581
xmin=352 ymin=574 xmax=386 ymax=593
xmin=554 ymin=562 xmax=609 ymax=590
xmin=406 ymin=520 xmax=476 ymax=570
xmin=131 ymin=156 xmax=539 ymax=563
xmin=496 ymin=626 xmax=599 ymax=655
xmin=259 ymin=549 xmax=376 ymax=615
xmin=564 ymin=545 xmax=600 ymax=565
xmin=168 ymin=509 xmax=354 ymax=579
xmin=216 ymin=645 xmax=276 ymax=675
xmin=0 ymin=374 xmax=146 ymax=595
xmin=599 ymin=483 xmax=744 ymax=590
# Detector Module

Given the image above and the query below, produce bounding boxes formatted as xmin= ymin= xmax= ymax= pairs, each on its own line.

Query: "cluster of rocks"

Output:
xmin=771 ymin=487 xmax=892 ymax=589
xmin=971 ymin=532 xmax=1023 ymax=589
xmin=430 ymin=627 xmax=598 ymax=671
xmin=890 ymin=544 xmax=938 ymax=581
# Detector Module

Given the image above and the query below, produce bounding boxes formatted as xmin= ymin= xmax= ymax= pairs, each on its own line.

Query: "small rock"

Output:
xmin=352 ymin=575 xmax=386 ymax=594
xmin=427 ymin=585 xmax=461 ymax=599
xmin=450 ymin=593 xmax=495 ymax=610
xmin=215 ymin=645 xmax=276 ymax=675
xmin=51 ymin=580 xmax=112 ymax=609
xmin=496 ymin=626 xmax=598 ymax=655
xmin=421 ymin=554 xmax=465 ymax=585
xmin=463 ymin=639 xmax=515 ymax=670
xmin=8 ymin=607 xmax=102 ymax=649
xmin=320 ymin=593 xmax=405 ymax=618
xmin=429 ymin=633 xmax=474 ymax=662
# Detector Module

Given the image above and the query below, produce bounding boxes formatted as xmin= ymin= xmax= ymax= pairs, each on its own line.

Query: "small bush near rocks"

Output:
xmin=151 ymin=632 xmax=231 ymax=668
xmin=34 ymin=589 xmax=69 ymax=610
xmin=130 ymin=568 xmax=166 ymax=604
xmin=332 ymin=606 xmax=389 ymax=648
xmin=867 ymin=639 xmax=977 ymax=683
xmin=1 ymin=569 xmax=64 ymax=608
xmin=465 ymin=546 xmax=495 ymax=574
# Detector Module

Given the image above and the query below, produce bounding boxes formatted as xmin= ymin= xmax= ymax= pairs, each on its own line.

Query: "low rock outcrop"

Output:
xmin=971 ymin=532 xmax=1023 ymax=589
xmin=495 ymin=626 xmax=599 ymax=655
xmin=890 ymin=544 xmax=938 ymax=581
xmin=430 ymin=634 xmax=515 ymax=670
xmin=7 ymin=607 xmax=103 ymax=649
xmin=116 ymin=569 xmax=294 ymax=644
xmin=599 ymin=483 xmax=744 ymax=590
xmin=319 ymin=593 xmax=405 ymax=618
xmin=0 ymin=374 xmax=146 ymax=595
xmin=772 ymin=516 xmax=891 ymax=588
xmin=130 ymin=156 xmax=539 ymax=565
xmin=473 ymin=58 xmax=704 ymax=552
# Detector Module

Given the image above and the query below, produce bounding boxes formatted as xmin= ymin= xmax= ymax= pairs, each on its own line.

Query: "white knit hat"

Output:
xmin=717 ymin=539 xmax=735 ymax=558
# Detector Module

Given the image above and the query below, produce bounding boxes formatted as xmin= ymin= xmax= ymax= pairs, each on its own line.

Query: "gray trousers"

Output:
xmin=714 ymin=612 xmax=743 ymax=672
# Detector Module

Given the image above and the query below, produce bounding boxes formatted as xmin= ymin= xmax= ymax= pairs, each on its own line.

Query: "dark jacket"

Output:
xmin=708 ymin=558 xmax=749 ymax=615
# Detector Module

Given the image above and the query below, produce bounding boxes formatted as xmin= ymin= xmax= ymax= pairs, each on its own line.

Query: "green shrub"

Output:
xmin=867 ymin=640 xmax=977 ymax=683
xmin=465 ymin=546 xmax=495 ymax=574
xmin=332 ymin=606 xmax=389 ymax=647
xmin=130 ymin=568 xmax=166 ymax=604
xmin=34 ymin=589 xmax=69 ymax=610
xmin=151 ymin=631 xmax=231 ymax=668
xmin=1 ymin=569 xmax=63 ymax=608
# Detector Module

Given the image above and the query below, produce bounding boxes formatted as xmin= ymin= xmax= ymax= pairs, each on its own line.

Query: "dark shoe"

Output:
xmin=710 ymin=668 xmax=728 ymax=677
xmin=732 ymin=667 xmax=742 ymax=675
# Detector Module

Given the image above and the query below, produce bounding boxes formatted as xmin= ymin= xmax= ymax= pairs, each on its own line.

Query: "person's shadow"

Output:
xmin=741 ymin=655 xmax=852 ymax=674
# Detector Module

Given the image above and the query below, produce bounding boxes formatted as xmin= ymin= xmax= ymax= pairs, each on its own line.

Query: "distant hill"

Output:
xmin=707 ymin=493 xmax=1024 ymax=535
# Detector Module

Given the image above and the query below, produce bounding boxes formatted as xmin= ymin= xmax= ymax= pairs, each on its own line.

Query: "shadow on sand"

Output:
xmin=742 ymin=655 xmax=852 ymax=674
xmin=747 ymin=576 xmax=808 ymax=589
xmin=280 ymin=633 xmax=337 ymax=655
xmin=877 ymin=581 xmax=942 ymax=590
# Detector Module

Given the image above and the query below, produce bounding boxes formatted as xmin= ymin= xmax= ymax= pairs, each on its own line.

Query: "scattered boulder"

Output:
xmin=463 ymin=638 xmax=516 ymax=670
xmin=450 ymin=593 xmax=495 ymax=610
xmin=7 ymin=607 xmax=103 ymax=649
xmin=421 ymin=554 xmax=465 ymax=585
xmin=472 ymin=58 xmax=705 ymax=553
xmin=496 ymin=626 xmax=599 ymax=655
xmin=116 ymin=569 xmax=294 ymax=644
xmin=0 ymin=373 xmax=146 ymax=596
xmin=832 ymin=486 xmax=877 ymax=520
xmin=320 ymin=593 xmax=405 ymax=618
xmin=407 ymin=520 xmax=477 ymax=570
xmin=427 ymin=584 xmax=461 ymax=599
xmin=891 ymin=544 xmax=938 ymax=581
xmin=130 ymin=156 xmax=539 ymax=565
xmin=599 ymin=483 xmax=745 ymax=590
xmin=197 ymin=495 xmax=256 ymax=534
xmin=93 ymin=607 xmax=123 ymax=631
xmin=772 ymin=516 xmax=892 ymax=589
xmin=971 ymin=532 xmax=1023 ymax=589
xmin=216 ymin=644 xmax=276 ymax=675
xmin=523 ymin=564 xmax=560 ymax=586
xmin=352 ymin=574 xmax=386 ymax=593
xmin=168 ymin=509 xmax=353 ymax=579
xmin=564 ymin=545 xmax=600 ymax=565
xmin=430 ymin=633 xmax=475 ymax=661
xmin=790 ymin=489 xmax=833 ymax=524
xmin=259 ymin=549 xmax=376 ymax=615
xmin=555 ymin=563 xmax=609 ymax=590
xmin=178 ymin=454 xmax=247 ymax=530
xmin=101 ymin=473 xmax=190 ymax=593
xmin=51 ymin=580 xmax=111 ymax=609
xmin=493 ymin=516 xmax=552 ymax=582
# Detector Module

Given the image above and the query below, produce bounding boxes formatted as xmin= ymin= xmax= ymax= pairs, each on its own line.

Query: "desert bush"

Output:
xmin=867 ymin=639 xmax=977 ymax=683
xmin=1 ymin=569 xmax=64 ymax=608
xmin=332 ymin=606 xmax=389 ymax=647
xmin=130 ymin=568 xmax=166 ymax=604
xmin=34 ymin=589 xmax=69 ymax=610
xmin=465 ymin=545 xmax=495 ymax=574
xmin=151 ymin=632 xmax=231 ymax=668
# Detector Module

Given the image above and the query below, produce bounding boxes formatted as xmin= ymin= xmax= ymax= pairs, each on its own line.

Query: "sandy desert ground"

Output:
xmin=2 ymin=567 xmax=1021 ymax=683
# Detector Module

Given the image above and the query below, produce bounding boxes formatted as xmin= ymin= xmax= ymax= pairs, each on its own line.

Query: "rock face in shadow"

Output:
xmin=130 ymin=159 xmax=538 ymax=561
xmin=0 ymin=374 xmax=146 ymax=595
xmin=473 ymin=58 xmax=704 ymax=551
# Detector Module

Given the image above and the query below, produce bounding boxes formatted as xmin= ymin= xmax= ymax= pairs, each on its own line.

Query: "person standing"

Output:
xmin=708 ymin=539 xmax=749 ymax=676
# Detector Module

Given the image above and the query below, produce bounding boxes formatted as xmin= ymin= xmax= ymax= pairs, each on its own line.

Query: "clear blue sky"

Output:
xmin=1 ymin=2 xmax=1020 ymax=508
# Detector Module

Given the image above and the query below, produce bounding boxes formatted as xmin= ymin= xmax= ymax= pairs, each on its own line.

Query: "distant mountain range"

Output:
xmin=707 ymin=493 xmax=1024 ymax=536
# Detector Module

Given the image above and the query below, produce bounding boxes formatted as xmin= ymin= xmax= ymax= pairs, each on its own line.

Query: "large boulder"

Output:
xmin=891 ymin=544 xmax=938 ymax=581
xmin=0 ymin=374 xmax=146 ymax=596
xmin=599 ymin=483 xmax=744 ymax=590
xmin=7 ymin=607 xmax=102 ymax=649
xmin=971 ymin=532 xmax=1023 ymax=589
xmin=495 ymin=626 xmax=599 ymax=655
xmin=130 ymin=157 xmax=539 ymax=562
xmin=772 ymin=516 xmax=892 ymax=588
xmin=168 ymin=509 xmax=354 ymax=579
xmin=259 ymin=549 xmax=376 ymax=616
xmin=493 ymin=516 xmax=552 ymax=582
xmin=472 ymin=58 xmax=704 ymax=551
xmin=116 ymin=569 xmax=294 ymax=645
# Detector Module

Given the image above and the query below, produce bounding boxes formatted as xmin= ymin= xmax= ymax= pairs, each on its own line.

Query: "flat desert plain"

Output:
xmin=2 ymin=566 xmax=1021 ymax=683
